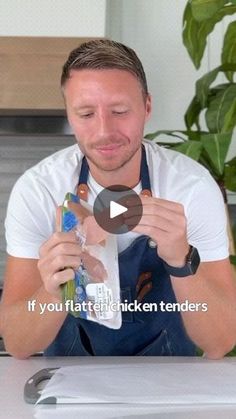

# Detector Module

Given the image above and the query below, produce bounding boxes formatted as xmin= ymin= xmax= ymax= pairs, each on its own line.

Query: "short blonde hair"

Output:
xmin=61 ymin=39 xmax=148 ymax=98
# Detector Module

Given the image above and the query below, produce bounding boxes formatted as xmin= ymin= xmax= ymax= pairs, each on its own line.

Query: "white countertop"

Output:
xmin=0 ymin=356 xmax=236 ymax=419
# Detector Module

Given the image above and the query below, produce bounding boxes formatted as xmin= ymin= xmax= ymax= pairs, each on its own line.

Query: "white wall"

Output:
xmin=0 ymin=0 xmax=106 ymax=37
xmin=106 ymin=0 xmax=236 ymax=202
xmin=106 ymin=0 xmax=235 ymax=134
xmin=106 ymin=0 xmax=208 ymax=134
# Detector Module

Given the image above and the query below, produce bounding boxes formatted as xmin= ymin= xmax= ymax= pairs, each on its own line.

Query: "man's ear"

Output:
xmin=145 ymin=94 xmax=152 ymax=122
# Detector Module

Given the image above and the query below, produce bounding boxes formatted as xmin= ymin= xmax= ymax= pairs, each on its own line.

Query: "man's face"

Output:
xmin=63 ymin=68 xmax=151 ymax=172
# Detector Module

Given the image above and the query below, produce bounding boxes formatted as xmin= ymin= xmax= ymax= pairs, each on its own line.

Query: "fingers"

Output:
xmin=43 ymin=242 xmax=82 ymax=261
xmin=123 ymin=196 xmax=186 ymax=233
xmin=38 ymin=224 xmax=83 ymax=299
xmin=124 ymin=197 xmax=188 ymax=268
xmin=126 ymin=195 xmax=185 ymax=215
xmin=50 ymin=255 xmax=82 ymax=271
xmin=56 ymin=206 xmax=63 ymax=232
xmin=124 ymin=213 xmax=171 ymax=232
xmin=141 ymin=196 xmax=185 ymax=214
xmin=44 ymin=268 xmax=75 ymax=297
xmin=39 ymin=231 xmax=78 ymax=257
xmin=38 ymin=242 xmax=82 ymax=277
xmin=37 ymin=251 xmax=81 ymax=299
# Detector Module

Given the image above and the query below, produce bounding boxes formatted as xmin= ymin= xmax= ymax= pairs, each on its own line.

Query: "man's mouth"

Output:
xmin=95 ymin=144 xmax=123 ymax=152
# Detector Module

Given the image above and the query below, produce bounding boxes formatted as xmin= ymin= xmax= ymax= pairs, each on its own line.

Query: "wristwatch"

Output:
xmin=163 ymin=245 xmax=200 ymax=277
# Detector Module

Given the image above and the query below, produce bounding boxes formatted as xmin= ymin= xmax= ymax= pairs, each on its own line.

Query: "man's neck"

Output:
xmin=87 ymin=148 xmax=142 ymax=188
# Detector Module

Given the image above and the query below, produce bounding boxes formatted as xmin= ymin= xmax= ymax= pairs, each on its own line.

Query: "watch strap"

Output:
xmin=163 ymin=246 xmax=200 ymax=277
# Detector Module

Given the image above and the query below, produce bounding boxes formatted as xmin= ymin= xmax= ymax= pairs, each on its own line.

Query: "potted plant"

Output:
xmin=145 ymin=0 xmax=236 ymax=253
xmin=146 ymin=0 xmax=236 ymax=355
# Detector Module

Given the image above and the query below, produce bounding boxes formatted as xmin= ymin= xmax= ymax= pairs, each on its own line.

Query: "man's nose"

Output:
xmin=97 ymin=112 xmax=114 ymax=137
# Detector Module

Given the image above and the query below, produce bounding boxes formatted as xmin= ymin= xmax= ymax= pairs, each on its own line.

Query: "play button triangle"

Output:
xmin=110 ymin=201 xmax=128 ymax=219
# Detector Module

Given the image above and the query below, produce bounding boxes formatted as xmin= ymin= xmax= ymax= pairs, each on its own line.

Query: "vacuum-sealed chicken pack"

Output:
xmin=59 ymin=192 xmax=122 ymax=329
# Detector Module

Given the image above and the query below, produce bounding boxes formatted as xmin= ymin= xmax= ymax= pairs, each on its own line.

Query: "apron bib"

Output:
xmin=44 ymin=146 xmax=196 ymax=356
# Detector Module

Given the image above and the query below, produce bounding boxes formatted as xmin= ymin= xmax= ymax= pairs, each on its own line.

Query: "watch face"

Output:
xmin=187 ymin=246 xmax=200 ymax=274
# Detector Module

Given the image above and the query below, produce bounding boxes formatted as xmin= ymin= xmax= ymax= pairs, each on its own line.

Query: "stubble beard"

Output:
xmin=78 ymin=142 xmax=141 ymax=173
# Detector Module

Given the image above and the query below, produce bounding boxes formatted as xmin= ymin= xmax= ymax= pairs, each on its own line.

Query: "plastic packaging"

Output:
xmin=60 ymin=192 xmax=122 ymax=329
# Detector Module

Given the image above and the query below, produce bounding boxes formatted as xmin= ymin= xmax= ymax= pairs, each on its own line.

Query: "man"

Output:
xmin=1 ymin=39 xmax=236 ymax=358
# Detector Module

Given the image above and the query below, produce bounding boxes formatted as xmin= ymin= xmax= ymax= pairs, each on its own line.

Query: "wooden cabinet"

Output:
xmin=0 ymin=37 xmax=95 ymax=112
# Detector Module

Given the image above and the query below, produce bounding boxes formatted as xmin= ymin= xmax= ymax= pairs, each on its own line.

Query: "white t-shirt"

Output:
xmin=5 ymin=139 xmax=229 ymax=261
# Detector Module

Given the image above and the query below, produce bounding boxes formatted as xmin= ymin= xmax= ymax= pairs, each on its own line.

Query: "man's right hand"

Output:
xmin=37 ymin=230 xmax=82 ymax=301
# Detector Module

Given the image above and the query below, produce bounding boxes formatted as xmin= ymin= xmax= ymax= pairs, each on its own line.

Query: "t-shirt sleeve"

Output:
xmin=5 ymin=173 xmax=56 ymax=259
xmin=186 ymin=174 xmax=229 ymax=262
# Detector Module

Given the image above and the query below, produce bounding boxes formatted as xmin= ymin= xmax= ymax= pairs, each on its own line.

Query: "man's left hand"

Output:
xmin=124 ymin=195 xmax=189 ymax=267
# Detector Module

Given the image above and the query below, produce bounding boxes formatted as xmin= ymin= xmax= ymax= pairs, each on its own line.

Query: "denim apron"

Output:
xmin=44 ymin=146 xmax=196 ymax=356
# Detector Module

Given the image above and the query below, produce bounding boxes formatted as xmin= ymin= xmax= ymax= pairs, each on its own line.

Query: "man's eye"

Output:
xmin=112 ymin=110 xmax=128 ymax=115
xmin=79 ymin=113 xmax=93 ymax=118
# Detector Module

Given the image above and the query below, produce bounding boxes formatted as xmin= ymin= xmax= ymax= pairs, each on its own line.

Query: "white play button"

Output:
xmin=110 ymin=201 xmax=128 ymax=219
xmin=93 ymin=185 xmax=143 ymax=234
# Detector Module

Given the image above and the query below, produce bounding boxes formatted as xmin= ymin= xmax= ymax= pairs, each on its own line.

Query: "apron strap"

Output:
xmin=77 ymin=157 xmax=89 ymax=201
xmin=140 ymin=145 xmax=152 ymax=197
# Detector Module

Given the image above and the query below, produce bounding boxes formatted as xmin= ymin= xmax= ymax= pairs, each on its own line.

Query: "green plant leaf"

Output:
xmin=196 ymin=67 xmax=220 ymax=107
xmin=198 ymin=150 xmax=219 ymax=177
xmin=183 ymin=3 xmax=217 ymax=69
xmin=217 ymin=4 xmax=236 ymax=17
xmin=201 ymin=132 xmax=232 ymax=175
xmin=224 ymin=156 xmax=236 ymax=191
xmin=205 ymin=84 xmax=236 ymax=132
xmin=184 ymin=84 xmax=229 ymax=130
xmin=191 ymin=0 xmax=226 ymax=22
xmin=222 ymin=21 xmax=236 ymax=81
xmin=144 ymin=130 xmax=188 ymax=141
xmin=188 ymin=130 xmax=207 ymax=140
xmin=184 ymin=95 xmax=202 ymax=130
xmin=172 ymin=141 xmax=203 ymax=161
xmin=183 ymin=4 xmax=236 ymax=68
xmin=195 ymin=64 xmax=236 ymax=108
xmin=229 ymin=254 xmax=236 ymax=264
xmin=183 ymin=3 xmax=203 ymax=68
